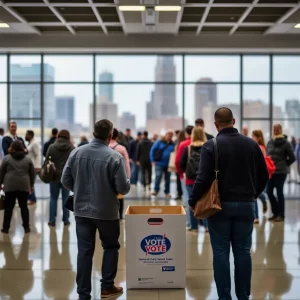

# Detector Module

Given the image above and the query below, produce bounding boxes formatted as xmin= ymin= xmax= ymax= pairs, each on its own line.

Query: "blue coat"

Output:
xmin=150 ymin=140 xmax=175 ymax=168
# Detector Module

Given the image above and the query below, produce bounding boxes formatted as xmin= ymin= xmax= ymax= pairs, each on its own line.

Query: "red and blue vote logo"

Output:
xmin=140 ymin=234 xmax=171 ymax=255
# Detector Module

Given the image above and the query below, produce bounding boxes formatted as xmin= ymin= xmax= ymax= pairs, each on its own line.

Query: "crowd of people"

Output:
xmin=0 ymin=110 xmax=297 ymax=299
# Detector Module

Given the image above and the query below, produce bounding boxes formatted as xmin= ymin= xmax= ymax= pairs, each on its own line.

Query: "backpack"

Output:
xmin=185 ymin=146 xmax=202 ymax=180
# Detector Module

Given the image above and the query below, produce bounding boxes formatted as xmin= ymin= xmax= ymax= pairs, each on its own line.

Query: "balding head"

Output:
xmin=214 ymin=107 xmax=235 ymax=132
xmin=273 ymin=124 xmax=283 ymax=136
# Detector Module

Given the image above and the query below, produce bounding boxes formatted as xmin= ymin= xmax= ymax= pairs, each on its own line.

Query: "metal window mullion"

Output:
xmin=182 ymin=54 xmax=185 ymax=129
xmin=41 ymin=54 xmax=44 ymax=155
xmin=240 ymin=54 xmax=243 ymax=132
xmin=270 ymin=54 xmax=273 ymax=137
xmin=7 ymin=54 xmax=10 ymax=126
xmin=93 ymin=53 xmax=96 ymax=126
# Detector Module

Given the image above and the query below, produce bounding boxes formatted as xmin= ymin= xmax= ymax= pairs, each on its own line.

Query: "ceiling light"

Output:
xmin=118 ymin=6 xmax=146 ymax=12
xmin=0 ymin=23 xmax=9 ymax=28
xmin=294 ymin=23 xmax=300 ymax=28
xmin=154 ymin=6 xmax=181 ymax=12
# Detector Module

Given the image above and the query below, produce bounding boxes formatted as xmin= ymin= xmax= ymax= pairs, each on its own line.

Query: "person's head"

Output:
xmin=242 ymin=126 xmax=249 ymax=137
xmin=175 ymin=130 xmax=180 ymax=139
xmin=112 ymin=128 xmax=119 ymax=141
xmin=164 ymin=130 xmax=173 ymax=143
xmin=94 ymin=119 xmax=114 ymax=144
xmin=125 ymin=128 xmax=131 ymax=137
xmin=9 ymin=121 xmax=17 ymax=136
xmin=52 ymin=128 xmax=58 ymax=137
xmin=80 ymin=135 xmax=88 ymax=142
xmin=137 ymin=132 xmax=142 ymax=140
xmin=214 ymin=107 xmax=235 ymax=132
xmin=291 ymin=136 xmax=296 ymax=143
xmin=0 ymin=128 xmax=4 ymax=136
xmin=185 ymin=125 xmax=194 ymax=138
xmin=177 ymin=130 xmax=186 ymax=145
xmin=152 ymin=133 xmax=159 ymax=141
xmin=252 ymin=130 xmax=265 ymax=147
xmin=25 ymin=130 xmax=34 ymax=142
xmin=143 ymin=131 xmax=149 ymax=139
xmin=273 ymin=124 xmax=283 ymax=136
xmin=191 ymin=126 xmax=207 ymax=144
xmin=195 ymin=118 xmax=205 ymax=128
xmin=57 ymin=129 xmax=71 ymax=141
xmin=8 ymin=140 xmax=25 ymax=154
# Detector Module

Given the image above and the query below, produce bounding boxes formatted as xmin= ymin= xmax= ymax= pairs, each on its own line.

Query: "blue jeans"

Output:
xmin=208 ymin=202 xmax=255 ymax=300
xmin=49 ymin=182 xmax=70 ymax=223
xmin=154 ymin=165 xmax=171 ymax=194
xmin=130 ymin=162 xmax=140 ymax=184
xmin=181 ymin=179 xmax=191 ymax=227
xmin=76 ymin=216 xmax=120 ymax=300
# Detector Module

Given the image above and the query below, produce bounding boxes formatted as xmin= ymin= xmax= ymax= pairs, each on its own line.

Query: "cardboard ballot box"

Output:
xmin=125 ymin=205 xmax=186 ymax=289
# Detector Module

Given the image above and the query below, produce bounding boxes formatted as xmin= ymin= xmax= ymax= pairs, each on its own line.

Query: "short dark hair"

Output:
xmin=143 ymin=131 xmax=148 ymax=138
xmin=0 ymin=128 xmax=4 ymax=135
xmin=94 ymin=119 xmax=113 ymax=141
xmin=52 ymin=128 xmax=58 ymax=135
xmin=27 ymin=130 xmax=34 ymax=138
xmin=195 ymin=118 xmax=204 ymax=126
xmin=175 ymin=130 xmax=180 ymax=135
xmin=112 ymin=128 xmax=119 ymax=140
xmin=126 ymin=128 xmax=131 ymax=132
xmin=185 ymin=125 xmax=194 ymax=136
xmin=58 ymin=129 xmax=70 ymax=140
xmin=9 ymin=141 xmax=24 ymax=153
xmin=214 ymin=107 xmax=234 ymax=125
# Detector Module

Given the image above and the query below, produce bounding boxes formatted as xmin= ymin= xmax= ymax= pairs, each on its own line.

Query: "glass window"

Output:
xmin=0 ymin=55 xmax=7 ymax=82
xmin=185 ymin=55 xmax=240 ymax=82
xmin=96 ymin=84 xmax=183 ymax=135
xmin=185 ymin=84 xmax=240 ymax=135
xmin=243 ymin=120 xmax=271 ymax=142
xmin=273 ymin=56 xmax=300 ymax=82
xmin=243 ymin=56 xmax=270 ymax=82
xmin=43 ymin=55 xmax=93 ymax=82
xmin=243 ymin=85 xmax=270 ymax=118
xmin=0 ymin=84 xmax=7 ymax=130
xmin=272 ymin=85 xmax=299 ymax=119
xmin=10 ymin=55 xmax=41 ymax=82
xmin=44 ymin=84 xmax=93 ymax=145
xmin=10 ymin=84 xmax=41 ymax=119
xmin=96 ymin=55 xmax=183 ymax=82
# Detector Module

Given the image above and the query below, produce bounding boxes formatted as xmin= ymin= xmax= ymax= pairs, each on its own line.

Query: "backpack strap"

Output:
xmin=213 ymin=138 xmax=219 ymax=179
xmin=188 ymin=145 xmax=191 ymax=160
xmin=112 ymin=143 xmax=119 ymax=150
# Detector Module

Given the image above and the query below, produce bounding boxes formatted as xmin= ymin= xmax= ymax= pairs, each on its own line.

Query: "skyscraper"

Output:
xmin=119 ymin=112 xmax=136 ymax=131
xmin=153 ymin=56 xmax=178 ymax=118
xmin=11 ymin=63 xmax=55 ymax=128
xmin=99 ymin=71 xmax=113 ymax=103
xmin=194 ymin=78 xmax=217 ymax=120
xmin=56 ymin=96 xmax=75 ymax=127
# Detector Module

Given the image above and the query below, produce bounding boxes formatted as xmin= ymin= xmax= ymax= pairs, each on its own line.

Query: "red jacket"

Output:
xmin=175 ymin=138 xmax=191 ymax=179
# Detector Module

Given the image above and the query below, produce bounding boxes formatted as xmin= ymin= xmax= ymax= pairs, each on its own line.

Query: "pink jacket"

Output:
xmin=109 ymin=141 xmax=131 ymax=178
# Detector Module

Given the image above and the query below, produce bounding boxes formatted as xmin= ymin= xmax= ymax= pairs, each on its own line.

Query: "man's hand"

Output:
xmin=35 ymin=168 xmax=41 ymax=173
xmin=136 ymin=161 xmax=140 ymax=166
xmin=129 ymin=159 xmax=133 ymax=163
xmin=189 ymin=206 xmax=195 ymax=212
xmin=152 ymin=162 xmax=156 ymax=166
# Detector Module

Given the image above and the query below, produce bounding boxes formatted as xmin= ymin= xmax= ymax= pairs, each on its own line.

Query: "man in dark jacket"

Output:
xmin=189 ymin=108 xmax=269 ymax=300
xmin=129 ymin=132 xmax=142 ymax=185
xmin=195 ymin=118 xmax=214 ymax=140
xmin=43 ymin=128 xmax=58 ymax=157
xmin=136 ymin=131 xmax=153 ymax=192
xmin=2 ymin=121 xmax=27 ymax=156
xmin=267 ymin=124 xmax=296 ymax=222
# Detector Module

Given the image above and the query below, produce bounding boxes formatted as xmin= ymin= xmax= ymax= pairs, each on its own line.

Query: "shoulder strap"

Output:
xmin=188 ymin=145 xmax=191 ymax=159
xmin=112 ymin=143 xmax=119 ymax=150
xmin=213 ymin=138 xmax=219 ymax=179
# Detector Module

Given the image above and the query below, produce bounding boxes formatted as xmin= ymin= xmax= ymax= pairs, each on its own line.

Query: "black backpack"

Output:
xmin=185 ymin=146 xmax=202 ymax=180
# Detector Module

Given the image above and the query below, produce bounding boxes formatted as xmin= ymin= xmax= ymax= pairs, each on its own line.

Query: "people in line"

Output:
xmin=109 ymin=128 xmax=131 ymax=220
xmin=174 ymin=130 xmax=185 ymax=201
xmin=43 ymin=128 xmax=58 ymax=157
xmin=242 ymin=125 xmax=249 ymax=137
xmin=175 ymin=126 xmax=194 ymax=227
xmin=2 ymin=121 xmax=27 ymax=156
xmin=78 ymin=136 xmax=89 ymax=147
xmin=180 ymin=126 xmax=207 ymax=232
xmin=0 ymin=141 xmax=35 ymax=234
xmin=251 ymin=130 xmax=269 ymax=223
xmin=0 ymin=128 xmax=4 ymax=165
xmin=152 ymin=133 xmax=159 ymax=143
xmin=62 ymin=119 xmax=130 ymax=300
xmin=189 ymin=108 xmax=269 ymax=300
xmin=267 ymin=124 xmax=296 ymax=222
xmin=46 ymin=130 xmax=75 ymax=227
xmin=25 ymin=130 xmax=41 ymax=206
xmin=150 ymin=130 xmax=175 ymax=199
xmin=124 ymin=128 xmax=133 ymax=152
xmin=129 ymin=132 xmax=142 ymax=186
xmin=195 ymin=118 xmax=214 ymax=140
xmin=136 ymin=131 xmax=153 ymax=193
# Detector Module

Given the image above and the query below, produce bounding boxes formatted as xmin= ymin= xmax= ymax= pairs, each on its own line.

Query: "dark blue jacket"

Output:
xmin=189 ymin=128 xmax=269 ymax=207
xmin=150 ymin=139 xmax=175 ymax=168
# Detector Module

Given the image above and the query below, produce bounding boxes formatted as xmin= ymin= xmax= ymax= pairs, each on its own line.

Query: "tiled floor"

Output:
xmin=0 ymin=185 xmax=300 ymax=299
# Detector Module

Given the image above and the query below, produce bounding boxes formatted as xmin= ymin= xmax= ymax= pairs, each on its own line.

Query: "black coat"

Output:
xmin=2 ymin=136 xmax=27 ymax=156
xmin=137 ymin=138 xmax=153 ymax=165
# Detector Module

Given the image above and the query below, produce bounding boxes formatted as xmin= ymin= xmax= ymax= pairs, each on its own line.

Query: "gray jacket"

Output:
xmin=267 ymin=137 xmax=296 ymax=174
xmin=0 ymin=153 xmax=35 ymax=192
xmin=61 ymin=139 xmax=131 ymax=220
xmin=46 ymin=138 xmax=75 ymax=182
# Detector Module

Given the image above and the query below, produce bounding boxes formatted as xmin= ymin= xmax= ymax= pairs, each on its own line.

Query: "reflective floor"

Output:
xmin=0 ymin=184 xmax=300 ymax=299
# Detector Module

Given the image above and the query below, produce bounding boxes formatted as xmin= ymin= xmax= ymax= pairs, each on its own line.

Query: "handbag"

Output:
xmin=38 ymin=156 xmax=56 ymax=184
xmin=0 ymin=190 xmax=5 ymax=210
xmin=194 ymin=138 xmax=222 ymax=219
xmin=168 ymin=152 xmax=176 ymax=172
xmin=265 ymin=156 xmax=276 ymax=178
xmin=154 ymin=143 xmax=170 ymax=161
xmin=65 ymin=195 xmax=74 ymax=212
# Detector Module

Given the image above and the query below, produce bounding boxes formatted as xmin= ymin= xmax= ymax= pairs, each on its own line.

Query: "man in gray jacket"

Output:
xmin=62 ymin=119 xmax=130 ymax=300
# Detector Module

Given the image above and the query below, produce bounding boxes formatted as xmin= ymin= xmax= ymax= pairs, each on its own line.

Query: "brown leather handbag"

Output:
xmin=194 ymin=138 xmax=222 ymax=219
